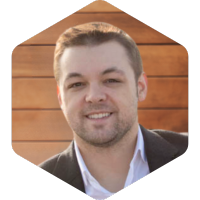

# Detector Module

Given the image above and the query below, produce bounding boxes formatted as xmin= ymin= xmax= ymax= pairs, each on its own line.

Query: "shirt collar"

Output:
xmin=74 ymin=125 xmax=147 ymax=187
xmin=132 ymin=125 xmax=147 ymax=163
xmin=74 ymin=140 xmax=90 ymax=186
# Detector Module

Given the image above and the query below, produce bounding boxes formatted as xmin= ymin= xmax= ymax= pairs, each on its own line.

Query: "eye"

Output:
xmin=105 ymin=79 xmax=120 ymax=83
xmin=69 ymin=82 xmax=84 ymax=88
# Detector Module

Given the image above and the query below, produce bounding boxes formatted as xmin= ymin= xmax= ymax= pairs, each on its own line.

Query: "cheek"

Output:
xmin=120 ymin=95 xmax=136 ymax=111
xmin=116 ymin=89 xmax=138 ymax=112
xmin=62 ymin=93 xmax=84 ymax=116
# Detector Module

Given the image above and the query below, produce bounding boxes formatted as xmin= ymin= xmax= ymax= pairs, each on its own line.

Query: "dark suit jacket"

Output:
xmin=39 ymin=125 xmax=188 ymax=193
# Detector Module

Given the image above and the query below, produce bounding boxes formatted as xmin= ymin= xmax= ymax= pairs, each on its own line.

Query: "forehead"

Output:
xmin=59 ymin=41 xmax=133 ymax=77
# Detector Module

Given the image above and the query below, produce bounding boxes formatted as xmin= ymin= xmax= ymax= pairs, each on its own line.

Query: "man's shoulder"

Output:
xmin=148 ymin=128 xmax=188 ymax=155
xmin=38 ymin=152 xmax=62 ymax=174
xmin=38 ymin=142 xmax=75 ymax=174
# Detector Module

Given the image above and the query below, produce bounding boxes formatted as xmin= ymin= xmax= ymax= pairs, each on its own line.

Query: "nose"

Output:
xmin=85 ymin=83 xmax=107 ymax=103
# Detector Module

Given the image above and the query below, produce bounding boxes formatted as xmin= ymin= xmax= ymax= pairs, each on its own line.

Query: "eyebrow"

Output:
xmin=64 ymin=67 xmax=124 ymax=82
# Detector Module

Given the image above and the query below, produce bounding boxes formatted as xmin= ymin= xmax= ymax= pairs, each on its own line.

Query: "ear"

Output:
xmin=137 ymin=72 xmax=148 ymax=102
xmin=57 ymin=85 xmax=63 ymax=109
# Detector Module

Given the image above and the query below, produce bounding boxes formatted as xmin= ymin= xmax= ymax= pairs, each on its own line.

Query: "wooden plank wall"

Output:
xmin=12 ymin=0 xmax=188 ymax=165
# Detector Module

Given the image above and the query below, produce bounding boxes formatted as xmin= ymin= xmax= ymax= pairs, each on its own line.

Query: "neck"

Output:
xmin=74 ymin=122 xmax=139 ymax=192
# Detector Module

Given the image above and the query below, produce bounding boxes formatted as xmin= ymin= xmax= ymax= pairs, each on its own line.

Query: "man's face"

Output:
xmin=58 ymin=41 xmax=145 ymax=147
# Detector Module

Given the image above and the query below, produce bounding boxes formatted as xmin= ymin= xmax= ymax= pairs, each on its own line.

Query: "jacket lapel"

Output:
xmin=140 ymin=125 xmax=179 ymax=172
xmin=52 ymin=141 xmax=85 ymax=193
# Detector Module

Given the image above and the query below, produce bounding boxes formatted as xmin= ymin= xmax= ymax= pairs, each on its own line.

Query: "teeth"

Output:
xmin=88 ymin=113 xmax=111 ymax=119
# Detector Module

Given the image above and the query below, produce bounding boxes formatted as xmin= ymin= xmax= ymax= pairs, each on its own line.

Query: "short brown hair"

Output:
xmin=54 ymin=22 xmax=143 ymax=83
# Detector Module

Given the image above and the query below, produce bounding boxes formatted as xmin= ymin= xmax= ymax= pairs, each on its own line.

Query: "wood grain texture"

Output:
xmin=78 ymin=0 xmax=122 ymax=12
xmin=21 ymin=13 xmax=176 ymax=45
xmin=12 ymin=110 xmax=73 ymax=141
xmin=12 ymin=142 xmax=71 ymax=165
xmin=138 ymin=109 xmax=188 ymax=132
xmin=12 ymin=78 xmax=188 ymax=109
xmin=139 ymin=77 xmax=188 ymax=108
xmin=12 ymin=45 xmax=188 ymax=77
xmin=139 ymin=45 xmax=188 ymax=76
xmin=12 ymin=46 xmax=55 ymax=77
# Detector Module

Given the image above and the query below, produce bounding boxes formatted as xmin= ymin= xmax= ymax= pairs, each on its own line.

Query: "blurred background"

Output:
xmin=12 ymin=0 xmax=188 ymax=165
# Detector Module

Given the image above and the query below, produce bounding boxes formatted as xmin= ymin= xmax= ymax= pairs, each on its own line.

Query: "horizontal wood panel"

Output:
xmin=12 ymin=110 xmax=73 ymax=141
xmin=77 ymin=0 xmax=122 ymax=12
xmin=12 ymin=45 xmax=188 ymax=77
xmin=21 ymin=13 xmax=176 ymax=45
xmin=12 ymin=109 xmax=188 ymax=141
xmin=12 ymin=142 xmax=71 ymax=165
xmin=12 ymin=78 xmax=188 ymax=109
xmin=140 ymin=45 xmax=188 ymax=76
xmin=138 ymin=109 xmax=188 ymax=132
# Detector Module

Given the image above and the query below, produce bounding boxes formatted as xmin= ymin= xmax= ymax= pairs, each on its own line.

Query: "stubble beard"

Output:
xmin=67 ymin=104 xmax=138 ymax=148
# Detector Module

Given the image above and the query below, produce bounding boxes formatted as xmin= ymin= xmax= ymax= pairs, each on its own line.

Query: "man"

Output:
xmin=39 ymin=22 xmax=188 ymax=199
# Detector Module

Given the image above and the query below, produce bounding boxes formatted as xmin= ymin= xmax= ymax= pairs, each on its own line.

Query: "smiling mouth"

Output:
xmin=86 ymin=112 xmax=112 ymax=119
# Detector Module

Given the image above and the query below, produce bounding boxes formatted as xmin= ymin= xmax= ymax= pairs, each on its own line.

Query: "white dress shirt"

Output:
xmin=74 ymin=125 xmax=150 ymax=200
